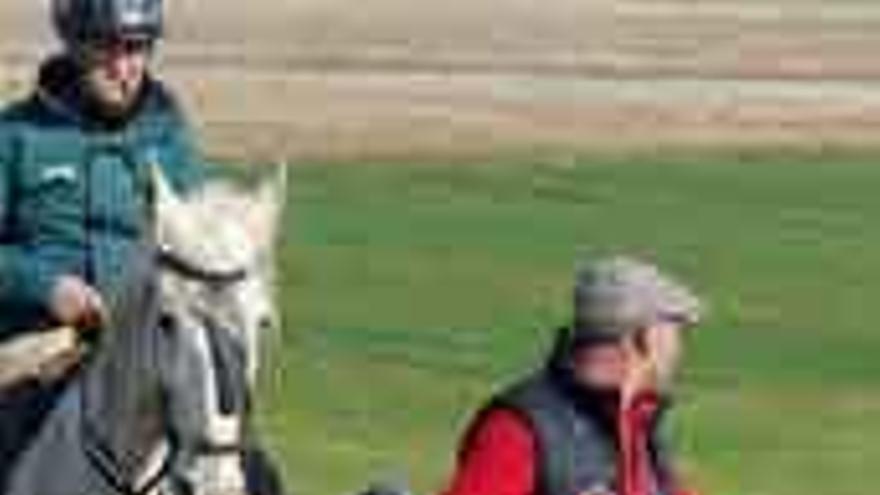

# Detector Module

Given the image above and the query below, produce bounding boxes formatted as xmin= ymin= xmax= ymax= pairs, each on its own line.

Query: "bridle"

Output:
xmin=81 ymin=402 xmax=178 ymax=495
xmin=80 ymin=247 xmax=253 ymax=495
xmin=157 ymin=248 xmax=249 ymax=287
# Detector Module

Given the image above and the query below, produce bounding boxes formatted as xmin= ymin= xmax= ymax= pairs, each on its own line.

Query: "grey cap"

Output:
xmin=573 ymin=256 xmax=702 ymax=341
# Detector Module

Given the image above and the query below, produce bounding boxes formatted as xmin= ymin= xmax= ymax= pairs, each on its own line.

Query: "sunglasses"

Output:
xmin=79 ymin=37 xmax=154 ymax=61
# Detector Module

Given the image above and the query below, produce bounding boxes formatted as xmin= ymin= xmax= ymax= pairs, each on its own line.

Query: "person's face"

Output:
xmin=644 ymin=321 xmax=685 ymax=388
xmin=572 ymin=323 xmax=685 ymax=394
xmin=572 ymin=339 xmax=628 ymax=392
xmin=79 ymin=38 xmax=152 ymax=116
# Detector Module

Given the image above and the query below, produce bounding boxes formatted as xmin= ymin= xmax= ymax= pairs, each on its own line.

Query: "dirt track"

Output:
xmin=3 ymin=0 xmax=880 ymax=159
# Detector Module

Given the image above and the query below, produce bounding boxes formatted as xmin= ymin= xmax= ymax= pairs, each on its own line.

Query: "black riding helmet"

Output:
xmin=52 ymin=0 xmax=164 ymax=47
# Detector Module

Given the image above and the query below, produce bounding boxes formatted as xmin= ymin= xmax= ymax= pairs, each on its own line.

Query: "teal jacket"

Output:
xmin=0 ymin=56 xmax=205 ymax=338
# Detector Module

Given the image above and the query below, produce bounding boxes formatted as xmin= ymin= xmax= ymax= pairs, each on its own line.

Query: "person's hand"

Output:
xmin=621 ymin=328 xmax=660 ymax=406
xmin=49 ymin=275 xmax=107 ymax=330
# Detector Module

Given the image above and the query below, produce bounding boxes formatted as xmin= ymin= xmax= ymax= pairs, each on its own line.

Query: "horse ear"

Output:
xmin=151 ymin=164 xmax=184 ymax=213
xmin=261 ymin=161 xmax=288 ymax=220
xmin=151 ymin=164 xmax=188 ymax=247
xmin=249 ymin=162 xmax=288 ymax=248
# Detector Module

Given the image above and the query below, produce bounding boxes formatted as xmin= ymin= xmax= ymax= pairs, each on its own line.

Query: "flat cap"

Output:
xmin=573 ymin=256 xmax=702 ymax=341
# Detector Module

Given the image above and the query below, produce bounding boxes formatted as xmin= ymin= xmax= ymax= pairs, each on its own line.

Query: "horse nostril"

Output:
xmin=158 ymin=313 xmax=178 ymax=334
xmin=257 ymin=317 xmax=274 ymax=333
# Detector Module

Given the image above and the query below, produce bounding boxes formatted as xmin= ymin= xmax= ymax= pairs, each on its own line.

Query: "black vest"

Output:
xmin=486 ymin=372 xmax=674 ymax=495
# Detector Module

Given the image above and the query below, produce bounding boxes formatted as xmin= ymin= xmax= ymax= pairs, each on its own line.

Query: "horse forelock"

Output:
xmin=163 ymin=180 xmax=274 ymax=276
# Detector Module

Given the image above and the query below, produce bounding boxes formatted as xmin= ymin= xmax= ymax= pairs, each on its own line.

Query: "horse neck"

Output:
xmin=82 ymin=275 xmax=167 ymax=474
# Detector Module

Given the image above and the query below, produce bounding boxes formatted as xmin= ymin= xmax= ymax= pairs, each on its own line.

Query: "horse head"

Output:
xmin=152 ymin=165 xmax=285 ymax=495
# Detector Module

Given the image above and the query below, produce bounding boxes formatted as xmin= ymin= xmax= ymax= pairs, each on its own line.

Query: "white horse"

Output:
xmin=4 ymin=166 xmax=285 ymax=495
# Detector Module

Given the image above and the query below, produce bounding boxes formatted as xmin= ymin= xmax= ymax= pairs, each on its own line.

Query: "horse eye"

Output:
xmin=158 ymin=313 xmax=178 ymax=334
xmin=258 ymin=316 xmax=274 ymax=333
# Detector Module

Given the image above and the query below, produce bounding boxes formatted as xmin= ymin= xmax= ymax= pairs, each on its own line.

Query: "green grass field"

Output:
xmin=254 ymin=149 xmax=880 ymax=495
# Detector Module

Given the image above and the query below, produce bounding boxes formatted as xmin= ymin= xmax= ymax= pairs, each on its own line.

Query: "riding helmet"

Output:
xmin=52 ymin=0 xmax=164 ymax=46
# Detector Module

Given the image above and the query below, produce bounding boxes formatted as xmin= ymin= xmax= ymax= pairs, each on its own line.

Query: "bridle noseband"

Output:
xmin=158 ymin=248 xmax=249 ymax=287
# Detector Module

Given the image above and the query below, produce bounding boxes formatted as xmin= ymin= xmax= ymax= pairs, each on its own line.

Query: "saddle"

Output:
xmin=0 ymin=327 xmax=82 ymax=489
xmin=0 ymin=327 xmax=82 ymax=393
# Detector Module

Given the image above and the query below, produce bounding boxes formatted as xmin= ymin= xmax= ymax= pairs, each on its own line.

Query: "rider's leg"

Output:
xmin=244 ymin=440 xmax=288 ymax=495
xmin=0 ymin=376 xmax=72 ymax=489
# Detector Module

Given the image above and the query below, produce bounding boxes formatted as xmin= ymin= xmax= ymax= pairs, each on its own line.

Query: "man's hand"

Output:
xmin=49 ymin=275 xmax=107 ymax=330
xmin=621 ymin=328 xmax=660 ymax=406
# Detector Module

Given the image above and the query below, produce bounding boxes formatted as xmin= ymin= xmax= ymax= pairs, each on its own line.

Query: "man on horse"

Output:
xmin=0 ymin=0 xmax=204 ymax=477
xmin=440 ymin=257 xmax=703 ymax=495
xmin=0 ymin=2 xmax=288 ymax=492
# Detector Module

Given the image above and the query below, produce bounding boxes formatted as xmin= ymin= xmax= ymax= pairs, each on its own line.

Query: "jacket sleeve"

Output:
xmin=0 ymin=127 xmax=56 ymax=335
xmin=441 ymin=408 xmax=536 ymax=495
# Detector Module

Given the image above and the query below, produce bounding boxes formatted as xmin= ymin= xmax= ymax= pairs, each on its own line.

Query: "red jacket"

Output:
xmin=441 ymin=394 xmax=699 ymax=495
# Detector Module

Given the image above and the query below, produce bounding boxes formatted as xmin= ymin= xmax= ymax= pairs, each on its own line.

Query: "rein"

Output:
xmin=81 ymin=404 xmax=178 ymax=495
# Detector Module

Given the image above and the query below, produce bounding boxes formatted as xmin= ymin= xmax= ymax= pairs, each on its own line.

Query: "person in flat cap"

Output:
xmin=440 ymin=256 xmax=703 ymax=495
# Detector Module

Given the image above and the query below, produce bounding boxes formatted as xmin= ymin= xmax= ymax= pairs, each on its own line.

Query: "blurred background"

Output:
xmin=5 ymin=0 xmax=880 ymax=160
xmin=2 ymin=2 xmax=879 ymax=495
